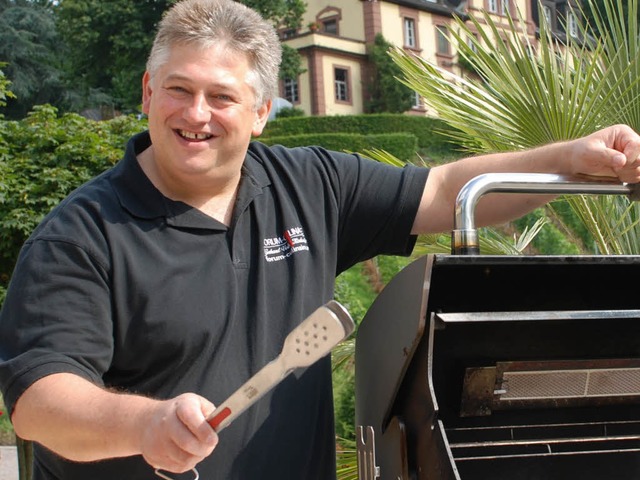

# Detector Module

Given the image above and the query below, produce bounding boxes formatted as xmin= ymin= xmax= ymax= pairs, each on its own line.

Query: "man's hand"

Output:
xmin=569 ymin=124 xmax=640 ymax=183
xmin=11 ymin=373 xmax=219 ymax=471
xmin=413 ymin=123 xmax=640 ymax=234
xmin=141 ymin=393 xmax=219 ymax=474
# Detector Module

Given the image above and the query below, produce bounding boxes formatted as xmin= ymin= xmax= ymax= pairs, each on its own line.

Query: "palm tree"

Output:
xmin=390 ymin=0 xmax=640 ymax=255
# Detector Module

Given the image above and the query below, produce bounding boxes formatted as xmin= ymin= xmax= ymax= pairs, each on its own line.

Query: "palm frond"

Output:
xmin=390 ymin=0 xmax=640 ymax=255
xmin=336 ymin=437 xmax=359 ymax=480
xmin=359 ymin=147 xmax=406 ymax=167
xmin=332 ymin=338 xmax=355 ymax=370
xmin=391 ymin=7 xmax=618 ymax=152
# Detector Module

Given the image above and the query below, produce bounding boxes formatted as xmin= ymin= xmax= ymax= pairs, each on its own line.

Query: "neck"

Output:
xmin=137 ymin=147 xmax=240 ymax=225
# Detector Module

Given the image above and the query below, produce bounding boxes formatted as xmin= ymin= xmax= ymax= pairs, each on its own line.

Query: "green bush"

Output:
xmin=259 ymin=132 xmax=418 ymax=162
xmin=274 ymin=106 xmax=305 ymax=118
xmin=334 ymin=263 xmax=377 ymax=325
xmin=0 ymin=394 xmax=14 ymax=445
xmin=262 ymin=113 xmax=461 ymax=151
xmin=0 ymin=105 xmax=146 ymax=291
xmin=514 ymin=209 xmax=582 ymax=255
xmin=333 ymin=366 xmax=356 ymax=441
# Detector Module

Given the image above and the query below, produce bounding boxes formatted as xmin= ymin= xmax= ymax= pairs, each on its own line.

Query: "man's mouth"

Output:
xmin=177 ymin=130 xmax=214 ymax=141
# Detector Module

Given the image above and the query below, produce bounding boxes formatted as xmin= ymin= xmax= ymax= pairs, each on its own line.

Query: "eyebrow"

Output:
xmin=162 ymin=73 xmax=240 ymax=92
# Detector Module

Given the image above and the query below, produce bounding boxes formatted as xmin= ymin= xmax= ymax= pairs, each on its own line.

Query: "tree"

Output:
xmin=365 ymin=34 xmax=415 ymax=114
xmin=55 ymin=0 xmax=305 ymax=114
xmin=0 ymin=0 xmax=66 ymax=119
xmin=56 ymin=0 xmax=175 ymax=114
xmin=279 ymin=44 xmax=305 ymax=85
xmin=241 ymin=0 xmax=305 ymax=30
xmin=0 ymin=64 xmax=16 ymax=111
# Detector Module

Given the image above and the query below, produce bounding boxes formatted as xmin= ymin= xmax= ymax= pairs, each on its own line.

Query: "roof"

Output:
xmin=383 ymin=0 xmax=465 ymax=17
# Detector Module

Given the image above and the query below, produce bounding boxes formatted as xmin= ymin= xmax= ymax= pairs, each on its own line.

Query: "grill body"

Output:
xmin=355 ymin=254 xmax=640 ymax=480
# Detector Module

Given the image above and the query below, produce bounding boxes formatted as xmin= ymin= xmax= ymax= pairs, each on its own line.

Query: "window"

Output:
xmin=281 ymin=28 xmax=297 ymax=39
xmin=404 ymin=18 xmax=416 ymax=48
xmin=323 ymin=18 xmax=338 ymax=35
xmin=487 ymin=0 xmax=498 ymax=13
xmin=567 ymin=11 xmax=579 ymax=37
xmin=542 ymin=4 xmax=553 ymax=27
xmin=501 ymin=0 xmax=510 ymax=16
xmin=436 ymin=26 xmax=450 ymax=55
xmin=334 ymin=68 xmax=349 ymax=102
xmin=283 ymin=78 xmax=299 ymax=103
xmin=413 ymin=91 xmax=422 ymax=109
xmin=466 ymin=33 xmax=478 ymax=53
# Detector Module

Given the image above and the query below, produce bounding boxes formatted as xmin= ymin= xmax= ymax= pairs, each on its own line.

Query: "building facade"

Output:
xmin=279 ymin=0 xmax=581 ymax=117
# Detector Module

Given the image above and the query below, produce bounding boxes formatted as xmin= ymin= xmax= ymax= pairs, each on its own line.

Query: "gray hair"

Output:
xmin=146 ymin=0 xmax=282 ymax=108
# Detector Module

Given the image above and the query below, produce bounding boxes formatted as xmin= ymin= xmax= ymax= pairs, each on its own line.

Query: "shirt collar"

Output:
xmin=111 ymin=131 xmax=271 ymax=230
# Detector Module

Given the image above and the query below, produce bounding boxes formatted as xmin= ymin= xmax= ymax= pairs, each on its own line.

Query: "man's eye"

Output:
xmin=167 ymin=86 xmax=188 ymax=94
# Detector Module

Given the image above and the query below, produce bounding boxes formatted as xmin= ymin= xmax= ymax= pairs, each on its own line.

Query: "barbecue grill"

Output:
xmin=355 ymin=173 xmax=640 ymax=480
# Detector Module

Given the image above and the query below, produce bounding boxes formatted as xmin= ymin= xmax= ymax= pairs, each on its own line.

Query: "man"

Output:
xmin=1 ymin=0 xmax=640 ymax=479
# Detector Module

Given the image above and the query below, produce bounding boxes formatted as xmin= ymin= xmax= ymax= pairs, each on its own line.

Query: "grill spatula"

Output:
xmin=207 ymin=299 xmax=355 ymax=431
xmin=155 ymin=300 xmax=354 ymax=480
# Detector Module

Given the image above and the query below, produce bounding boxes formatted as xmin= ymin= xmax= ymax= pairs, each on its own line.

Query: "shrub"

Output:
xmin=262 ymin=113 xmax=461 ymax=152
xmin=0 ymin=105 xmax=146 ymax=294
xmin=259 ymin=132 xmax=419 ymax=162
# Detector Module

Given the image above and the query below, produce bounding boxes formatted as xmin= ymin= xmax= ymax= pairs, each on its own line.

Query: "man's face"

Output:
xmin=141 ymin=43 xmax=271 ymax=184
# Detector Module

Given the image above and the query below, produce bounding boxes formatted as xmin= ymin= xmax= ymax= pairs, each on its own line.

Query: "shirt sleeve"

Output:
xmin=0 ymin=236 xmax=114 ymax=415
xmin=314 ymin=148 xmax=430 ymax=273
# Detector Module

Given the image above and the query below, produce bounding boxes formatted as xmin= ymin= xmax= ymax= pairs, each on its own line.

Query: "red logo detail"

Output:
xmin=284 ymin=230 xmax=295 ymax=248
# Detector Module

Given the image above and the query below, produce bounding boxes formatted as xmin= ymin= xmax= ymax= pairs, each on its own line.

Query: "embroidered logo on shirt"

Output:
xmin=263 ymin=226 xmax=309 ymax=262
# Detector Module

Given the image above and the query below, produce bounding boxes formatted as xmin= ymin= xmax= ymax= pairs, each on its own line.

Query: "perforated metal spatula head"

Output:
xmin=207 ymin=300 xmax=354 ymax=432
xmin=279 ymin=300 xmax=354 ymax=369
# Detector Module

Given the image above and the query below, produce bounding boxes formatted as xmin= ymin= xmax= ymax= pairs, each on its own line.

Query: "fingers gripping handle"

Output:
xmin=207 ymin=301 xmax=354 ymax=432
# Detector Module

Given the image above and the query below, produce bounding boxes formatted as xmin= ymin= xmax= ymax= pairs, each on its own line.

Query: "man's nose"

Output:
xmin=184 ymin=93 xmax=211 ymax=122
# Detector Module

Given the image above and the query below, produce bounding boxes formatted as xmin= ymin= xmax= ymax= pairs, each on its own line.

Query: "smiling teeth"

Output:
xmin=179 ymin=130 xmax=213 ymax=140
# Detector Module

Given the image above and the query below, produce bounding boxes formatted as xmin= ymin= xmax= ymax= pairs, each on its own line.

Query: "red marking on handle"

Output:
xmin=208 ymin=407 xmax=232 ymax=431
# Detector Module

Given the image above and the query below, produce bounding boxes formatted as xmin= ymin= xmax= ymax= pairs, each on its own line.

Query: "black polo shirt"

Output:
xmin=0 ymin=131 xmax=429 ymax=479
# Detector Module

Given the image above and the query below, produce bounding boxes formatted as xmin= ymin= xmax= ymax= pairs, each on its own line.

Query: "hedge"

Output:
xmin=258 ymin=132 xmax=418 ymax=162
xmin=262 ymin=113 xmax=461 ymax=151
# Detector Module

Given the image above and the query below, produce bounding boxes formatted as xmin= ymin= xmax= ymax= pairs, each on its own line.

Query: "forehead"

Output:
xmin=160 ymin=43 xmax=252 ymax=83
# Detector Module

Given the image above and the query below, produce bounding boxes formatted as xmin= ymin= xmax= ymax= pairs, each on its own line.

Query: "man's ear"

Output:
xmin=141 ymin=71 xmax=153 ymax=115
xmin=252 ymin=100 xmax=272 ymax=137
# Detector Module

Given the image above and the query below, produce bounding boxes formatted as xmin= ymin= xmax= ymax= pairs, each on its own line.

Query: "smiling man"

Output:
xmin=2 ymin=0 xmax=640 ymax=479
xmin=139 ymin=41 xmax=271 ymax=224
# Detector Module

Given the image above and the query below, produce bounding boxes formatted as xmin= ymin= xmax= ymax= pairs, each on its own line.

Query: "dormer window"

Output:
xmin=315 ymin=7 xmax=341 ymax=36
xmin=323 ymin=18 xmax=338 ymax=35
